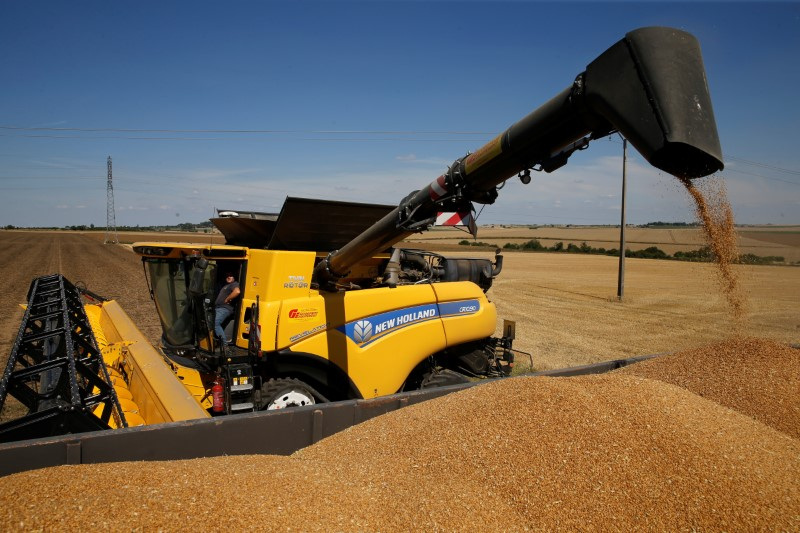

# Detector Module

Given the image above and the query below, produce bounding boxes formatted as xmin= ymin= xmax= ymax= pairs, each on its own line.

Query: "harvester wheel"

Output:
xmin=261 ymin=378 xmax=316 ymax=410
xmin=420 ymin=368 xmax=471 ymax=389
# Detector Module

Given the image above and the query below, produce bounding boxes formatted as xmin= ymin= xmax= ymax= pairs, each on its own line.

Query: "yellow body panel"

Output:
xmin=276 ymin=294 xmax=327 ymax=349
xmin=133 ymin=242 xmax=501 ymax=404
xmin=245 ymin=249 xmax=315 ymax=302
xmin=287 ymin=284 xmax=448 ymax=398
xmin=163 ymin=360 xmax=213 ymax=410
xmin=94 ymin=301 xmax=209 ymax=424
xmin=278 ymin=283 xmax=496 ymax=398
xmin=237 ymin=249 xmax=316 ymax=350
xmin=431 ymin=282 xmax=498 ymax=345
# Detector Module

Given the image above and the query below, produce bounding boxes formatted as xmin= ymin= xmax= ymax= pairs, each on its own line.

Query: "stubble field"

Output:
xmin=410 ymin=224 xmax=800 ymax=262
xmin=1 ymin=229 xmax=799 ymax=530
xmin=2 ymin=228 xmax=797 ymax=374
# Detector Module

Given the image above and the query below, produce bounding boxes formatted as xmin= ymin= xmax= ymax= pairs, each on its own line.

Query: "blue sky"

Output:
xmin=1 ymin=1 xmax=799 ymax=228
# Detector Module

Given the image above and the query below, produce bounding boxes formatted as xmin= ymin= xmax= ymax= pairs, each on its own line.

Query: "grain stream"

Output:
xmin=1 ymin=338 xmax=798 ymax=531
xmin=681 ymin=176 xmax=747 ymax=323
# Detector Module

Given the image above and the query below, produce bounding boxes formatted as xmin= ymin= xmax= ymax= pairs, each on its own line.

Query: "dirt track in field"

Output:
xmin=0 ymin=232 xmax=161 ymax=357
xmin=0 ymin=232 xmax=164 ymax=419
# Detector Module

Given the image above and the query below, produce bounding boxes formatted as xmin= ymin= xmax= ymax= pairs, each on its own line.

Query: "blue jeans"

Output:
xmin=214 ymin=306 xmax=234 ymax=343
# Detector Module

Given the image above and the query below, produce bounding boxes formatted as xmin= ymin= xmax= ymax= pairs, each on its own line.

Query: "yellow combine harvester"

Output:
xmin=0 ymin=27 xmax=723 ymax=441
xmin=133 ymin=228 xmax=508 ymax=413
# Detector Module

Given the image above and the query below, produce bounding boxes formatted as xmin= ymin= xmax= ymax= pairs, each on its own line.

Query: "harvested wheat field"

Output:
xmin=0 ymin=231 xmax=163 ymax=353
xmin=490 ymin=251 xmax=798 ymax=371
xmin=1 ymin=223 xmax=799 ymax=530
xmin=1 ymin=338 xmax=798 ymax=531
xmin=1 ymin=231 xmax=797 ymax=373
xmin=408 ymin=224 xmax=800 ymax=263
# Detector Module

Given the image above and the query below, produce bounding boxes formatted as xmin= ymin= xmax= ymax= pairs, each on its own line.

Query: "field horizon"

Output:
xmin=6 ymin=222 xmax=798 ymax=261
xmin=1 ymin=229 xmax=797 ymax=370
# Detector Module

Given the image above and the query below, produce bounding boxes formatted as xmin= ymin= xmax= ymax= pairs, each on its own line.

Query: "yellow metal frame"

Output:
xmin=87 ymin=301 xmax=209 ymax=425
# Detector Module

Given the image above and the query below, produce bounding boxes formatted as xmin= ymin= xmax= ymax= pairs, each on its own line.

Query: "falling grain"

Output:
xmin=680 ymin=175 xmax=747 ymax=323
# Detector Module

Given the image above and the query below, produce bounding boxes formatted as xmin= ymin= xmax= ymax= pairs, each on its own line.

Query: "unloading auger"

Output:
xmin=313 ymin=26 xmax=722 ymax=288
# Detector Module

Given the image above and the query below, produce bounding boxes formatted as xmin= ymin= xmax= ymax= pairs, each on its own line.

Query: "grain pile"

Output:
xmin=2 ymin=350 xmax=799 ymax=531
xmin=618 ymin=336 xmax=800 ymax=439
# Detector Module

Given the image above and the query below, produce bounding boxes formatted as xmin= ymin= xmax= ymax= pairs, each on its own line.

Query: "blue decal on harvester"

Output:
xmin=438 ymin=299 xmax=481 ymax=317
xmin=338 ymin=299 xmax=481 ymax=347
xmin=338 ymin=303 xmax=438 ymax=347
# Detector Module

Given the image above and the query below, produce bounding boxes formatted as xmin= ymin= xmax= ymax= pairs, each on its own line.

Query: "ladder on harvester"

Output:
xmin=0 ymin=274 xmax=127 ymax=443
xmin=225 ymin=363 xmax=255 ymax=413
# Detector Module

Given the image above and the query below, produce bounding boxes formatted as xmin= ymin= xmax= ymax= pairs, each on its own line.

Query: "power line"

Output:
xmin=725 ymin=155 xmax=800 ymax=176
xmin=596 ymin=135 xmax=800 ymax=179
xmin=0 ymin=133 xmax=484 ymax=143
xmin=3 ymin=125 xmax=799 ymax=187
xmin=5 ymin=168 xmax=799 ymax=188
xmin=0 ymin=125 xmax=494 ymax=136
xmin=0 ymin=176 xmax=104 ymax=180
xmin=723 ymin=167 xmax=800 ymax=186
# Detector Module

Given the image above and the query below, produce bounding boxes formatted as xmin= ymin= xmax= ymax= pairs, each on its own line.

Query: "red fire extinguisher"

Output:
xmin=212 ymin=378 xmax=225 ymax=413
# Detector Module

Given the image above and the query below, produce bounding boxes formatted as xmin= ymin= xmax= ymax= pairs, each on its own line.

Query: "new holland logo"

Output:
xmin=353 ymin=320 xmax=373 ymax=343
xmin=339 ymin=303 xmax=439 ymax=347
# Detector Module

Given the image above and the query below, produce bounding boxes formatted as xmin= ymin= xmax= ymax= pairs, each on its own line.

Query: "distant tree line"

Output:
xmin=459 ymin=239 xmax=787 ymax=265
xmin=641 ymin=221 xmax=700 ymax=228
xmin=3 ymin=221 xmax=213 ymax=232
xmin=492 ymin=222 xmax=701 ymax=229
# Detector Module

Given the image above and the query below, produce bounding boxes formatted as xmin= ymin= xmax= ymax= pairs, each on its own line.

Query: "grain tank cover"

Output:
xmin=212 ymin=197 xmax=395 ymax=251
xmin=212 ymin=210 xmax=279 ymax=248
xmin=268 ymin=197 xmax=395 ymax=251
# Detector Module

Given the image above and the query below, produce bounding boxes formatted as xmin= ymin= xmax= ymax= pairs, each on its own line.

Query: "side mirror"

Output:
xmin=189 ymin=258 xmax=209 ymax=296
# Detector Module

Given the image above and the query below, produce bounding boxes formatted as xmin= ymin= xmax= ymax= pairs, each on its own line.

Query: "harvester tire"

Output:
xmin=261 ymin=378 xmax=316 ymax=410
xmin=420 ymin=368 xmax=471 ymax=389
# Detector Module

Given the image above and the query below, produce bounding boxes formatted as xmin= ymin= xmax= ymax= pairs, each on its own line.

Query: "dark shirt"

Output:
xmin=215 ymin=281 xmax=240 ymax=311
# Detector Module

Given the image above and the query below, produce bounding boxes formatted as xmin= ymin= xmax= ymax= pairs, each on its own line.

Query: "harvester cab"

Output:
xmin=137 ymin=244 xmax=242 ymax=357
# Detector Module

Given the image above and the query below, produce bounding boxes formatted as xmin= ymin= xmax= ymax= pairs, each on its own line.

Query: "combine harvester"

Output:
xmin=0 ymin=27 xmax=722 ymax=475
